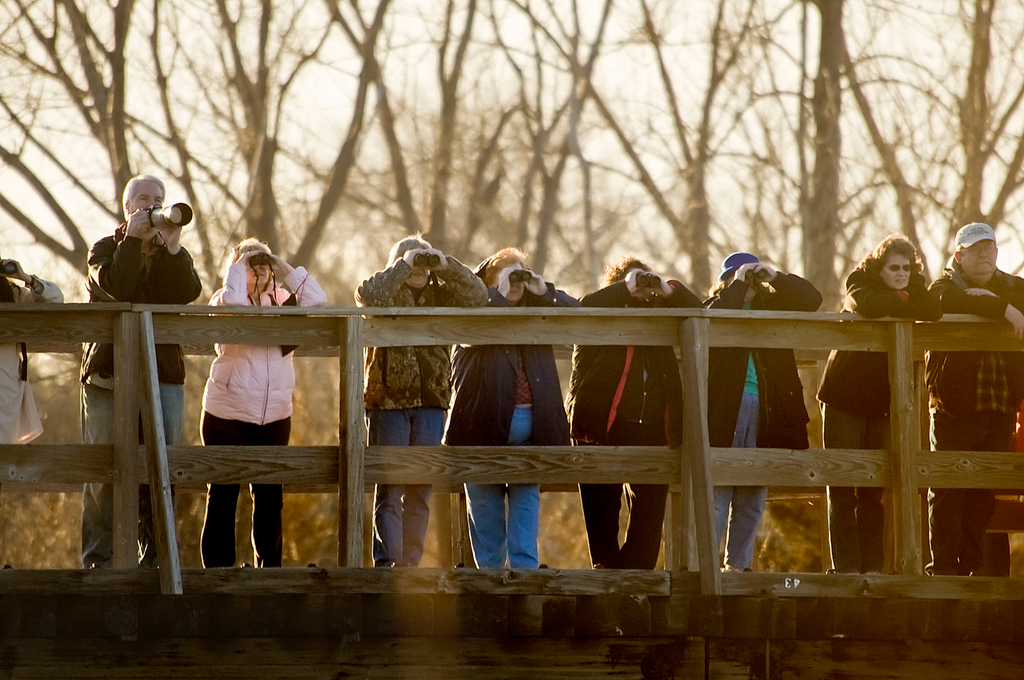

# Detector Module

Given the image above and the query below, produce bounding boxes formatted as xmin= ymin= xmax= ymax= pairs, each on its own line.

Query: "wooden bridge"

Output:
xmin=1 ymin=304 xmax=1023 ymax=679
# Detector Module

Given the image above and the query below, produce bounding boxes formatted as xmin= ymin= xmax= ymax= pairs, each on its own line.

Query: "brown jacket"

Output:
xmin=355 ymin=256 xmax=487 ymax=410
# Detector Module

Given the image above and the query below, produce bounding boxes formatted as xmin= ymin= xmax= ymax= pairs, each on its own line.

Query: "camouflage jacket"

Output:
xmin=355 ymin=256 xmax=487 ymax=410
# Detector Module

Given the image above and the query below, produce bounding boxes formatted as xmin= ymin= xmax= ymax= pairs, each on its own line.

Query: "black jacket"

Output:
xmin=565 ymin=280 xmax=703 ymax=448
xmin=705 ymin=273 xmax=822 ymax=449
xmin=444 ymin=283 xmax=577 ymax=447
xmin=81 ymin=225 xmax=203 ymax=385
xmin=926 ymin=260 xmax=1024 ymax=417
xmin=817 ymin=269 xmax=942 ymax=417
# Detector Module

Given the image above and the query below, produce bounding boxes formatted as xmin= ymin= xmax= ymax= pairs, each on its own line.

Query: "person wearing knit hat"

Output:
xmin=705 ymin=252 xmax=823 ymax=572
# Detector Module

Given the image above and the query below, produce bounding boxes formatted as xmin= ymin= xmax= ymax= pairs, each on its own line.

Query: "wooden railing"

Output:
xmin=2 ymin=303 xmax=1024 ymax=596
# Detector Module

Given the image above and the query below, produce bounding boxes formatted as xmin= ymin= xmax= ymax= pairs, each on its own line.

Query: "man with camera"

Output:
xmin=81 ymin=174 xmax=202 ymax=569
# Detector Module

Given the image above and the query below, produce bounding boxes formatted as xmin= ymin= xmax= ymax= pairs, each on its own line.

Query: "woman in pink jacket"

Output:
xmin=200 ymin=237 xmax=327 ymax=568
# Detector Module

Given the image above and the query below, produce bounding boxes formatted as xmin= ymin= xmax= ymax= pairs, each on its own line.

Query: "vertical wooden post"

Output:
xmin=888 ymin=321 xmax=922 ymax=574
xmin=137 ymin=311 xmax=183 ymax=594
xmin=339 ymin=317 xmax=366 ymax=567
xmin=112 ymin=311 xmax=140 ymax=569
xmin=680 ymin=317 xmax=720 ymax=595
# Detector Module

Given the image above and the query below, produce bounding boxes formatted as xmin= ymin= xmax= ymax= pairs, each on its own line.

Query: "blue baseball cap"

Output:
xmin=719 ymin=252 xmax=759 ymax=281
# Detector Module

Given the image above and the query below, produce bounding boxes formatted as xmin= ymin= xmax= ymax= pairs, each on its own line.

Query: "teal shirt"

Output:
xmin=742 ymin=300 xmax=758 ymax=395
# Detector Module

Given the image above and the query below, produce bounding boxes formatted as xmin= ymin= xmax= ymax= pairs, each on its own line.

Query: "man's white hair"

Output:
xmin=121 ymin=174 xmax=166 ymax=220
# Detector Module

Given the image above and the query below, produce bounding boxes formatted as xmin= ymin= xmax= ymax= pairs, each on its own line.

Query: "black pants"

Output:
xmin=927 ymin=410 xmax=1013 ymax=576
xmin=200 ymin=411 xmax=291 ymax=568
xmin=578 ymin=419 xmax=668 ymax=570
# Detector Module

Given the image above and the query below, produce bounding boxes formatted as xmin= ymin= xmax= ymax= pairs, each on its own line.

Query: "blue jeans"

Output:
xmin=368 ymin=407 xmax=445 ymax=567
xmin=822 ymin=404 xmax=888 ymax=573
xmin=81 ymin=382 xmax=184 ymax=569
xmin=465 ymin=406 xmax=540 ymax=569
xmin=714 ymin=391 xmax=767 ymax=571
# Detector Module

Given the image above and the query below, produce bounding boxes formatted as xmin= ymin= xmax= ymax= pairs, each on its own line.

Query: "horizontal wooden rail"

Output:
xmin=5 ymin=444 xmax=1022 ymax=489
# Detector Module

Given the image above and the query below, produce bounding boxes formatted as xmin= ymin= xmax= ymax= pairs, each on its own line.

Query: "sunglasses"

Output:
xmin=885 ymin=264 xmax=912 ymax=272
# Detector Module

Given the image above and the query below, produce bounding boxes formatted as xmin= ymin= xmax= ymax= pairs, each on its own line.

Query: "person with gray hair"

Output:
xmin=356 ymin=235 xmax=487 ymax=567
xmin=80 ymin=173 xmax=202 ymax=569
xmin=925 ymin=222 xmax=1024 ymax=576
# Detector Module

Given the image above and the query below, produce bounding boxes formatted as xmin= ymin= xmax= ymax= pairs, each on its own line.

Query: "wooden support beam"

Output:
xmin=889 ymin=322 xmax=922 ymax=574
xmin=112 ymin=312 xmax=140 ymax=569
xmin=680 ymin=318 xmax=720 ymax=595
xmin=339 ymin=316 xmax=365 ymax=567
xmin=137 ymin=311 xmax=183 ymax=594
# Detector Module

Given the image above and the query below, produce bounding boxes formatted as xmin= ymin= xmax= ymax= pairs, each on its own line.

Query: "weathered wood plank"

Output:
xmin=889 ymin=321 xmax=923 ymax=574
xmin=0 ymin=568 xmax=672 ymax=596
xmin=7 ymin=442 xmax=1024 ymax=491
xmin=680 ymin=318 xmax=720 ymax=596
xmin=151 ymin=313 xmax=339 ymax=346
xmin=714 ymin=571 xmax=1024 ymax=600
xmin=365 ymin=445 xmax=680 ymax=484
xmin=916 ymin=450 xmax=1024 ymax=488
xmin=711 ymin=446 xmax=891 ymax=487
xmin=137 ymin=311 xmax=183 ymax=594
xmin=339 ymin=316 xmax=365 ymax=567
xmin=362 ymin=315 xmax=684 ymax=347
xmin=0 ymin=304 xmax=126 ymax=343
xmin=0 ymin=445 xmax=113 ymax=483
xmin=0 ymin=637 xmax=703 ymax=679
xmin=709 ymin=316 xmax=891 ymax=351
xmin=112 ymin=312 xmax=140 ymax=569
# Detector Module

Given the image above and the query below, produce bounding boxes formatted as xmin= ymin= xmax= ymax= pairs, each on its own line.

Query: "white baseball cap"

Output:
xmin=954 ymin=222 xmax=996 ymax=249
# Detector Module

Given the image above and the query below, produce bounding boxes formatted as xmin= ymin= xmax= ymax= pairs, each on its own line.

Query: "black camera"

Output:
xmin=508 ymin=269 xmax=532 ymax=283
xmin=413 ymin=252 xmax=441 ymax=267
xmin=1 ymin=261 xmax=17 ymax=277
xmin=146 ymin=203 xmax=194 ymax=228
xmin=636 ymin=272 xmax=661 ymax=288
xmin=744 ymin=268 xmax=770 ymax=284
xmin=248 ymin=252 xmax=274 ymax=268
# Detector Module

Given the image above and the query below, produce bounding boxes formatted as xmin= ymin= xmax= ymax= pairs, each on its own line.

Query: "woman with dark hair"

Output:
xmin=566 ymin=256 xmax=702 ymax=569
xmin=200 ymin=238 xmax=328 ymax=568
xmin=817 ymin=234 xmax=941 ymax=573
xmin=706 ymin=252 xmax=822 ymax=572
xmin=444 ymin=247 xmax=577 ymax=568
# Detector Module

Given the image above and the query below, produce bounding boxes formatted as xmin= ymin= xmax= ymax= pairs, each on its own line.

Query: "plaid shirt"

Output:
xmin=976 ymin=351 xmax=1014 ymax=413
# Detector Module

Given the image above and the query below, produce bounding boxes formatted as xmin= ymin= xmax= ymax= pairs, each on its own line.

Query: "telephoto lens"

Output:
xmin=508 ymin=269 xmax=532 ymax=283
xmin=147 ymin=203 xmax=194 ymax=228
xmin=1 ymin=261 xmax=18 ymax=277
xmin=636 ymin=272 xmax=661 ymax=288
xmin=413 ymin=253 xmax=441 ymax=267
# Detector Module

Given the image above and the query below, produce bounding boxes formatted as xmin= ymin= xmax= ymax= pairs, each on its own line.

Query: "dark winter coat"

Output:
xmin=565 ymin=280 xmax=703 ymax=448
xmin=926 ymin=259 xmax=1024 ymax=417
xmin=705 ymin=273 xmax=822 ymax=449
xmin=817 ymin=269 xmax=942 ymax=417
xmin=81 ymin=225 xmax=203 ymax=385
xmin=444 ymin=283 xmax=578 ymax=447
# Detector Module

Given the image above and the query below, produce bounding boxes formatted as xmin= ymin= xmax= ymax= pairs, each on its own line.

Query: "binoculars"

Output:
xmin=636 ymin=272 xmax=661 ymax=288
xmin=146 ymin=203 xmax=193 ymax=228
xmin=1 ymin=261 xmax=18 ymax=277
xmin=745 ymin=268 xmax=770 ymax=284
xmin=248 ymin=252 xmax=274 ymax=268
xmin=508 ymin=269 xmax=532 ymax=283
xmin=413 ymin=252 xmax=441 ymax=267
